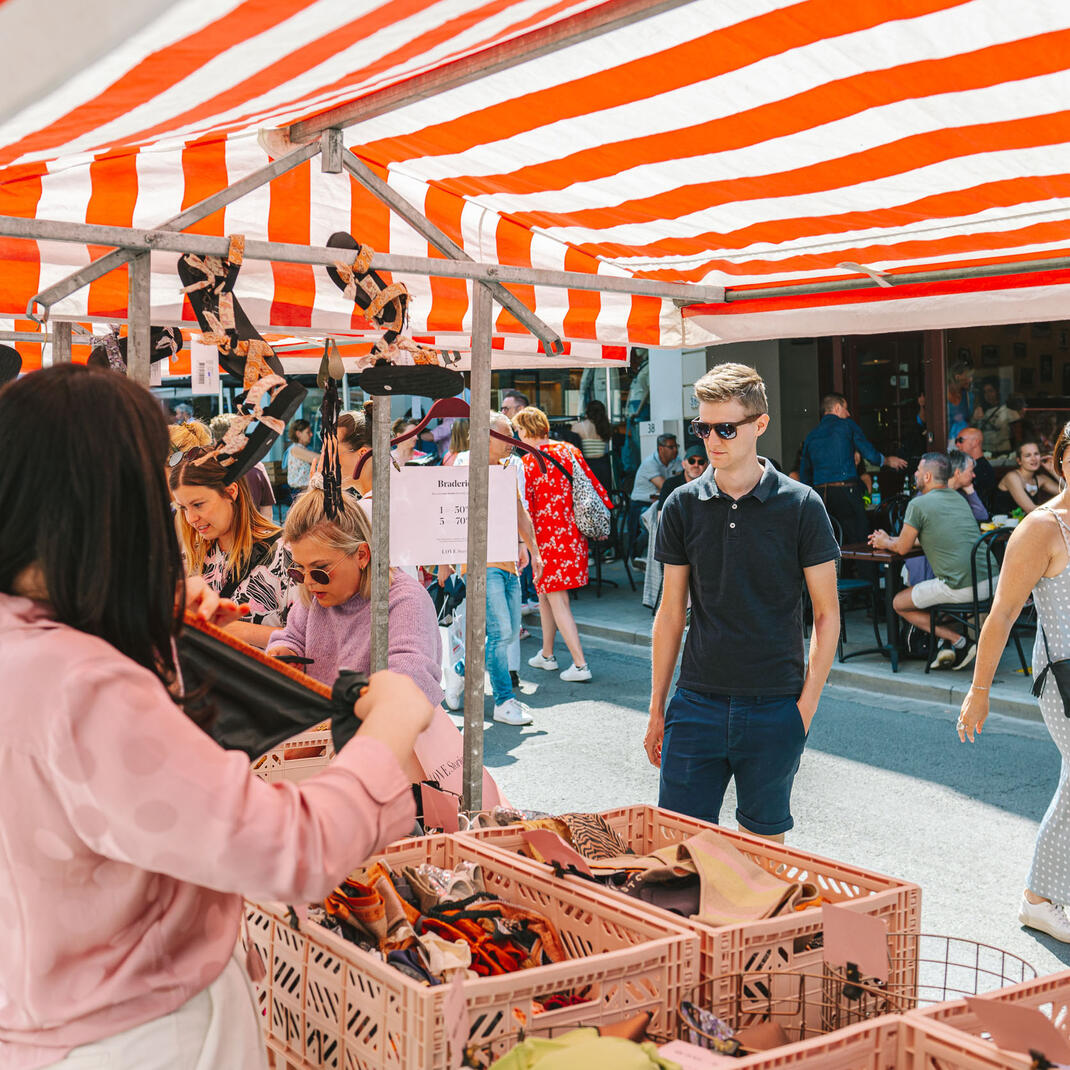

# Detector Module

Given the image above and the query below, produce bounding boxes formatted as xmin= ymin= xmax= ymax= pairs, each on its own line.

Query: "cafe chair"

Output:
xmin=922 ymin=529 xmax=1012 ymax=674
xmin=829 ymin=518 xmax=885 ymax=664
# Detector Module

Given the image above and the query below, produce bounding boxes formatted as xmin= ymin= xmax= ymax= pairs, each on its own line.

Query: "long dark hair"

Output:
xmin=586 ymin=399 xmax=612 ymax=441
xmin=0 ymin=365 xmax=186 ymax=692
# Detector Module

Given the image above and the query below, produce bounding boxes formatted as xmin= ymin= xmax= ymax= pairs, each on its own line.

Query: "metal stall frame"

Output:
xmin=0 ymin=202 xmax=723 ymax=809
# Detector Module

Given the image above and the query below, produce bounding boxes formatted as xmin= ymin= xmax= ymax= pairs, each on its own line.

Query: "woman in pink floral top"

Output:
xmin=0 ymin=366 xmax=433 ymax=1069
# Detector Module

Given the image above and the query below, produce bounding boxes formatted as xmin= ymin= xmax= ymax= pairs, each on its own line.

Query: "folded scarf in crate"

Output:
xmin=323 ymin=859 xmax=570 ymax=985
xmin=516 ymin=819 xmax=820 ymax=926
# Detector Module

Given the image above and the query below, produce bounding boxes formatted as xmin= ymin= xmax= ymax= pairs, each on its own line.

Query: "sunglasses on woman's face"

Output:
xmin=286 ymin=555 xmax=349 ymax=586
xmin=690 ymin=413 xmax=762 ymax=441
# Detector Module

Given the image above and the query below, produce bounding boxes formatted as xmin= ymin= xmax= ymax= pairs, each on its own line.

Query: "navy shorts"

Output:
xmin=658 ymin=687 xmax=807 ymax=836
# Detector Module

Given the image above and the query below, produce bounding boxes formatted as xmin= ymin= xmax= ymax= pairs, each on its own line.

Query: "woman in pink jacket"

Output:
xmin=0 ymin=366 xmax=432 ymax=1069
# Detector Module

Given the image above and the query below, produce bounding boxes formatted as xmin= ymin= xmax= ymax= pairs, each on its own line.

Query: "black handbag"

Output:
xmin=177 ymin=612 xmax=367 ymax=758
xmin=1031 ymin=623 xmax=1070 ymax=717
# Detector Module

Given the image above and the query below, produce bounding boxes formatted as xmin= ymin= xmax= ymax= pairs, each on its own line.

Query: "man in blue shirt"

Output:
xmin=799 ymin=394 xmax=907 ymax=543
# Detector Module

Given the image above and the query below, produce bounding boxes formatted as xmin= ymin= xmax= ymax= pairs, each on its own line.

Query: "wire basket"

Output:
xmin=685 ymin=934 xmax=1037 ymax=1049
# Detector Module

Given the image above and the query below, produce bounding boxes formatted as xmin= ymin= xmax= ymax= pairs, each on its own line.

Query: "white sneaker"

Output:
xmin=560 ymin=662 xmax=592 ymax=683
xmin=443 ymin=680 xmax=464 ymax=711
xmin=493 ymin=699 xmax=533 ymax=726
xmin=521 ymin=601 xmax=540 ymax=616
xmin=528 ymin=652 xmax=559 ymax=671
xmin=1019 ymin=896 xmax=1070 ymax=942
xmin=929 ymin=641 xmax=955 ymax=669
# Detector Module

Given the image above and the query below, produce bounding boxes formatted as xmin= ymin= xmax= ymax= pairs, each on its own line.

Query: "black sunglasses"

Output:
xmin=690 ymin=413 xmax=762 ymax=441
xmin=286 ymin=555 xmax=349 ymax=586
xmin=685 ymin=454 xmax=708 ymax=464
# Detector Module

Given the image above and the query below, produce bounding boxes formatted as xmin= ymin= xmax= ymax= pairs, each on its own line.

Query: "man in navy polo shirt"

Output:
xmin=645 ymin=364 xmax=841 ymax=841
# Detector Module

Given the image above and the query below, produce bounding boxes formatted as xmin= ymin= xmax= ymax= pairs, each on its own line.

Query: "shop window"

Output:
xmin=946 ymin=321 xmax=1070 ymax=460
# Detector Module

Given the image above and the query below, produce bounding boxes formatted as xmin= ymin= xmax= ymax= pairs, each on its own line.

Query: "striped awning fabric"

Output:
xmin=2 ymin=0 xmax=1069 ymax=367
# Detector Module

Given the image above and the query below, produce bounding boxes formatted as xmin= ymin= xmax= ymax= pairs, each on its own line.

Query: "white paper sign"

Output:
xmin=189 ymin=341 xmax=220 ymax=396
xmin=389 ymin=466 xmax=519 ymax=566
xmin=149 ymin=359 xmax=164 ymax=387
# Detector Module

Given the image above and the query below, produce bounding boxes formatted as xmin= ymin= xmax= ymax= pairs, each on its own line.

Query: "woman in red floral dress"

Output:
xmin=514 ymin=406 xmax=613 ymax=683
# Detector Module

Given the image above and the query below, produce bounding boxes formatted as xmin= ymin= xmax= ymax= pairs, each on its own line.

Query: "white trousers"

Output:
xmin=45 ymin=952 xmax=267 ymax=1070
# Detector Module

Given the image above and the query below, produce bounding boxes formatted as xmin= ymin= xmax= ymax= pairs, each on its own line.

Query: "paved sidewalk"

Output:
xmin=539 ymin=559 xmax=1040 ymax=721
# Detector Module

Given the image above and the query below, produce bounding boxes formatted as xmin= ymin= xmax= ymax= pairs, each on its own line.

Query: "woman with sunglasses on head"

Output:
xmin=169 ymin=452 xmax=292 ymax=649
xmin=513 ymin=405 xmax=612 ymax=683
xmin=265 ymin=488 xmax=442 ymax=707
xmin=0 ymin=365 xmax=433 ymax=1069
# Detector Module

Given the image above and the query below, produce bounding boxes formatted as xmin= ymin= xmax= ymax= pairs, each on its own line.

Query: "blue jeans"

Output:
xmin=520 ymin=563 xmax=538 ymax=604
xmin=659 ymin=688 xmax=807 ymax=836
xmin=486 ymin=569 xmax=521 ymax=704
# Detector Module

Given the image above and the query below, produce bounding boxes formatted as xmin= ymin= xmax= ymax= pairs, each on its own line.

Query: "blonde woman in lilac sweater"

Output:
xmin=268 ymin=490 xmax=443 ymax=707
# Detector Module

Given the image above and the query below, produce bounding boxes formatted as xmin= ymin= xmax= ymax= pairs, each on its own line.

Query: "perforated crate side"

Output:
xmin=904 ymin=970 xmax=1070 ymax=1070
xmin=731 ymin=1015 xmax=904 ymax=1070
xmin=901 ymin=1015 xmax=1034 ymax=1070
xmin=251 ymin=727 xmax=334 ymax=784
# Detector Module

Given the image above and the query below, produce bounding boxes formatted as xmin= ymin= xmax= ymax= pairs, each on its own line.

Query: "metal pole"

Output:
xmin=369 ymin=398 xmax=392 ymax=673
xmin=342 ymin=150 xmax=564 ymax=354
xmin=127 ymin=254 xmax=151 ymax=385
xmin=52 ymin=320 xmax=72 ymax=363
xmin=341 ymin=373 xmax=351 ymax=412
xmin=0 ymin=216 xmax=727 ymax=305
xmin=462 ymin=284 xmax=493 ymax=812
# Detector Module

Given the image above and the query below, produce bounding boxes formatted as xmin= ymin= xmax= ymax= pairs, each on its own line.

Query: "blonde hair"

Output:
xmin=284 ymin=489 xmax=373 ymax=603
xmin=168 ymin=420 xmax=212 ymax=456
xmin=694 ymin=363 xmax=768 ymax=415
xmin=449 ymin=419 xmax=470 ymax=453
xmin=512 ymin=405 xmax=550 ymax=439
xmin=169 ymin=456 xmax=280 ymax=579
xmin=209 ymin=413 xmax=238 ymax=445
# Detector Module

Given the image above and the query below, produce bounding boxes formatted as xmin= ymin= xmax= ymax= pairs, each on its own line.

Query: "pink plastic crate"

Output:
xmin=245 ymin=833 xmax=699 ymax=1069
xmin=904 ymin=968 xmax=1069 ymax=1070
xmin=251 ymin=724 xmax=334 ymax=784
xmin=458 ymin=804 xmax=921 ymax=1028
xmin=729 ymin=1015 xmax=905 ymax=1070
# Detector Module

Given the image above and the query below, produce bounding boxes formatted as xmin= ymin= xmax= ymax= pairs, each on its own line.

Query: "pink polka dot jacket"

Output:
xmin=0 ymin=593 xmax=415 ymax=1068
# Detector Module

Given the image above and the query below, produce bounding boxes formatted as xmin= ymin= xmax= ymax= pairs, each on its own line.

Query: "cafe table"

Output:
xmin=838 ymin=542 xmax=925 ymax=672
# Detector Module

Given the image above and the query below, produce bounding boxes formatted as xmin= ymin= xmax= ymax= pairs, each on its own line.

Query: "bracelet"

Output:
xmin=971 ymin=684 xmax=990 ymax=690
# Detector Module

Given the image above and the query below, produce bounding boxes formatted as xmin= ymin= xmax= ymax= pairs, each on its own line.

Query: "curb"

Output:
xmin=547 ymin=619 xmax=1042 ymax=724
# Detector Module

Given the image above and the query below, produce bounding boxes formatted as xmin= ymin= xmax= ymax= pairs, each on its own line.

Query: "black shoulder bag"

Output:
xmin=1031 ymin=623 xmax=1070 ymax=717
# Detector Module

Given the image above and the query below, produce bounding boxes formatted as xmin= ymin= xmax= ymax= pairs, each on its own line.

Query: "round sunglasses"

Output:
xmin=690 ymin=413 xmax=762 ymax=441
xmin=286 ymin=555 xmax=349 ymax=586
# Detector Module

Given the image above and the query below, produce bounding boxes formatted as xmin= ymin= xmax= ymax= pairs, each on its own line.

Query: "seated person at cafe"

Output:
xmin=658 ymin=443 xmax=708 ymax=508
xmin=904 ymin=449 xmax=988 ymax=586
xmin=869 ymin=452 xmax=996 ymax=671
xmin=629 ymin=433 xmax=681 ymax=559
xmin=799 ymin=393 xmax=906 ymax=544
xmin=953 ymin=427 xmax=997 ymax=509
xmin=990 ymin=440 xmax=1059 ymax=516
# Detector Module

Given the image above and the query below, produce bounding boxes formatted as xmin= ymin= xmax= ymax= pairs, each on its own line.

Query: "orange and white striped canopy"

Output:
xmin=2 ymin=0 xmax=1069 ymax=369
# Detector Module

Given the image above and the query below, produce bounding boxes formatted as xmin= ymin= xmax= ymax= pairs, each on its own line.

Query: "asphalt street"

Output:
xmin=458 ymin=634 xmax=1070 ymax=981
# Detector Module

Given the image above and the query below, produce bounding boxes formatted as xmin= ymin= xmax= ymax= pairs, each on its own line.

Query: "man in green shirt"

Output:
xmin=869 ymin=452 xmax=996 ymax=670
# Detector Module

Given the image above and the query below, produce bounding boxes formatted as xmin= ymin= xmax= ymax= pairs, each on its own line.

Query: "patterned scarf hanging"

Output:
xmin=318 ymin=338 xmax=345 ymax=519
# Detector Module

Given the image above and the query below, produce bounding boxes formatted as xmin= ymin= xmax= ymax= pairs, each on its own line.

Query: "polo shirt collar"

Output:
xmin=696 ymin=458 xmax=777 ymax=502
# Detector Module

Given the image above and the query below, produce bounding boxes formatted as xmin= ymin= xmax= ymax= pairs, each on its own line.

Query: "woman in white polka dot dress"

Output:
xmin=959 ymin=423 xmax=1070 ymax=942
xmin=0 ymin=367 xmax=433 ymax=1069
